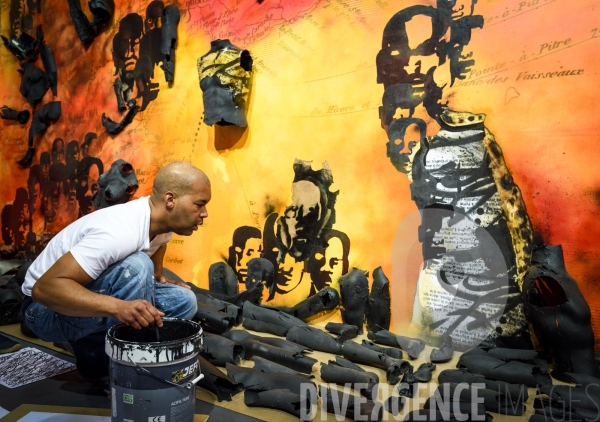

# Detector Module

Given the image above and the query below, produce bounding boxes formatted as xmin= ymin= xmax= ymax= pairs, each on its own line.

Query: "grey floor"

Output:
xmin=0 ymin=331 xmax=261 ymax=422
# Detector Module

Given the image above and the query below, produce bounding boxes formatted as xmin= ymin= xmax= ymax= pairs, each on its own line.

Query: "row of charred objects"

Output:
xmin=1 ymin=26 xmax=61 ymax=167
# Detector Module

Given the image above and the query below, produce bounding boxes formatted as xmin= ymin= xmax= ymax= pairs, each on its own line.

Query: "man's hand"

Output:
xmin=154 ymin=274 xmax=191 ymax=289
xmin=115 ymin=299 xmax=165 ymax=329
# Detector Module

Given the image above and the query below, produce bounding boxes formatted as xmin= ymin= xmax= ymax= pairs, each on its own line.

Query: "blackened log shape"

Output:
xmin=339 ymin=268 xmax=369 ymax=333
xmin=243 ymin=319 xmax=286 ymax=336
xmin=222 ymin=329 xmax=310 ymax=354
xmin=529 ymin=414 xmax=585 ymax=422
xmin=246 ymin=258 xmax=274 ymax=292
xmin=194 ymin=302 xmax=234 ymax=334
xmin=226 ymin=362 xmax=316 ymax=396
xmin=540 ymin=385 xmax=600 ymax=412
xmin=244 ymin=389 xmax=313 ymax=422
xmin=457 ymin=355 xmax=552 ymax=388
xmin=340 ymin=340 xmax=411 ymax=384
xmin=200 ymin=332 xmax=244 ymax=366
xmin=367 ymin=329 xmax=425 ymax=360
xmin=208 ymin=262 xmax=239 ymax=296
xmin=266 ymin=287 xmax=340 ymax=321
xmin=252 ymin=356 xmax=307 ymax=376
xmin=19 ymin=62 xmax=48 ymax=108
xmin=384 ymin=396 xmax=405 ymax=417
xmin=434 ymin=382 xmax=526 ymax=416
xmin=101 ymin=105 xmax=140 ymax=135
xmin=37 ymin=26 xmax=57 ymax=96
xmin=242 ymin=339 xmax=316 ymax=374
xmin=333 ymin=356 xmax=372 ymax=377
xmin=242 ymin=301 xmax=307 ymax=335
xmin=533 ymin=398 xmax=597 ymax=422
xmin=197 ymin=356 xmax=243 ymax=402
xmin=438 ymin=369 xmax=528 ymax=401
xmin=28 ymin=101 xmax=61 ymax=146
xmin=286 ymin=325 xmax=342 ymax=354
xmin=523 ymin=244 xmax=597 ymax=382
xmin=398 ymin=365 xmax=416 ymax=397
xmin=325 ymin=322 xmax=358 ymax=342
xmin=0 ymin=106 xmax=30 ymax=124
xmin=67 ymin=0 xmax=96 ymax=45
xmin=462 ymin=346 xmax=540 ymax=363
xmin=404 ymin=408 xmax=491 ymax=422
xmin=324 ymin=387 xmax=384 ymax=422
xmin=567 ymin=372 xmax=600 ymax=387
xmin=430 ymin=336 xmax=454 ymax=363
xmin=320 ymin=362 xmax=378 ymax=400
xmin=361 ymin=340 xmax=403 ymax=360
xmin=422 ymin=399 xmax=491 ymax=422
xmin=367 ymin=266 xmax=391 ymax=333
xmin=195 ymin=291 xmax=242 ymax=325
xmin=414 ymin=363 xmax=436 ymax=382
xmin=113 ymin=78 xmax=127 ymax=112
xmin=189 ymin=281 xmax=260 ymax=308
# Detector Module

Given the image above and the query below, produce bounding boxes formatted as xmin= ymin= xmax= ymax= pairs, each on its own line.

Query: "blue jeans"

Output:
xmin=24 ymin=252 xmax=198 ymax=343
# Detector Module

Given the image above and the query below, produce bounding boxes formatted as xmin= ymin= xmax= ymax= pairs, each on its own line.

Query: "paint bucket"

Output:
xmin=106 ymin=318 xmax=204 ymax=422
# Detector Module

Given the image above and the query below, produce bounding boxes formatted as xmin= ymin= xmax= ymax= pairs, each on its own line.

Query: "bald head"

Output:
xmin=151 ymin=161 xmax=210 ymax=201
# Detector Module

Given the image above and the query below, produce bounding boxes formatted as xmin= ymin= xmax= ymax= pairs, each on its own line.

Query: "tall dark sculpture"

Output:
xmin=522 ymin=244 xmax=598 ymax=382
xmin=91 ymin=159 xmax=138 ymax=210
xmin=197 ymin=39 xmax=252 ymax=127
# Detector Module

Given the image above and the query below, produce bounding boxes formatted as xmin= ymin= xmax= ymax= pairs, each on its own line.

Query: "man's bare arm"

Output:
xmin=31 ymin=252 xmax=164 ymax=329
xmin=150 ymin=244 xmax=190 ymax=289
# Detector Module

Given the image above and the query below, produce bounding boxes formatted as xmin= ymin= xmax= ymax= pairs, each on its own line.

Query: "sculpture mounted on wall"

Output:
xmin=66 ymin=0 xmax=114 ymax=45
xmin=197 ymin=39 xmax=253 ymax=127
xmin=378 ymin=0 xmax=534 ymax=351
xmin=91 ymin=159 xmax=139 ymax=210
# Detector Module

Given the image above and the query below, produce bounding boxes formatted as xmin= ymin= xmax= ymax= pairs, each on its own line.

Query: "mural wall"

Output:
xmin=1 ymin=0 xmax=599 ymax=348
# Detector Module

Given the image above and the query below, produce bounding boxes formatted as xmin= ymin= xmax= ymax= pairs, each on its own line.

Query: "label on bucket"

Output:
xmin=148 ymin=417 xmax=165 ymax=422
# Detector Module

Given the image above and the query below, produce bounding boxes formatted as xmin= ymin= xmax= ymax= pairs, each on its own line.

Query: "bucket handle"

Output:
xmin=127 ymin=354 xmax=204 ymax=390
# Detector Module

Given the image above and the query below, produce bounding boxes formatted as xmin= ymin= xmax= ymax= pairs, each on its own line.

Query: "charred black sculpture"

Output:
xmin=323 ymin=387 xmax=384 ymax=422
xmin=367 ymin=266 xmax=391 ymax=333
xmin=208 ymin=262 xmax=239 ymax=296
xmin=266 ymin=287 xmax=339 ymax=321
xmin=193 ymin=302 xmax=235 ymax=334
xmin=91 ymin=159 xmax=138 ymax=210
xmin=200 ymin=332 xmax=244 ymax=366
xmin=195 ymin=291 xmax=242 ymax=325
xmin=101 ymin=105 xmax=140 ymax=135
xmin=197 ymin=356 xmax=243 ymax=402
xmin=36 ymin=26 xmax=57 ymax=96
xmin=252 ymin=356 xmax=308 ymax=376
xmin=188 ymin=282 xmax=263 ymax=307
xmin=0 ymin=106 xmax=30 ymax=124
xmin=522 ymin=244 xmax=597 ymax=382
xmin=19 ymin=62 xmax=48 ymax=108
xmin=325 ymin=322 xmax=358 ymax=342
xmin=161 ymin=4 xmax=180 ymax=82
xmin=226 ymin=363 xmax=315 ymax=396
xmin=457 ymin=354 xmax=552 ymax=387
xmin=242 ymin=301 xmax=307 ymax=336
xmin=430 ymin=336 xmax=454 ymax=363
xmin=340 ymin=340 xmax=411 ymax=384
xmin=197 ymin=39 xmax=252 ymax=127
xmin=286 ymin=325 xmax=342 ymax=354
xmin=367 ymin=329 xmax=425 ymax=360
xmin=1 ymin=32 xmax=37 ymax=61
xmin=421 ymin=399 xmax=491 ymax=422
xmin=320 ymin=361 xmax=379 ymax=399
xmin=414 ymin=362 xmax=436 ymax=382
xmin=438 ymin=369 xmax=528 ymax=401
xmin=19 ymin=101 xmax=61 ymax=167
xmin=361 ymin=340 xmax=403 ymax=360
xmin=242 ymin=339 xmax=316 ymax=374
xmin=67 ymin=0 xmax=96 ymax=45
xmin=88 ymin=0 xmax=115 ymax=28
xmin=431 ymin=382 xmax=526 ymax=416
xmin=339 ymin=268 xmax=369 ymax=333
xmin=223 ymin=329 xmax=310 ymax=354
xmin=246 ymin=257 xmax=274 ymax=292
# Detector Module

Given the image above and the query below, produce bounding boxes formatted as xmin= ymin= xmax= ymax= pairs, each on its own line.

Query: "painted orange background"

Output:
xmin=1 ymin=0 xmax=600 ymax=347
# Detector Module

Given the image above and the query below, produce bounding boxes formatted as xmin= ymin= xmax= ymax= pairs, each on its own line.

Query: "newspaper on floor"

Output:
xmin=0 ymin=347 xmax=75 ymax=388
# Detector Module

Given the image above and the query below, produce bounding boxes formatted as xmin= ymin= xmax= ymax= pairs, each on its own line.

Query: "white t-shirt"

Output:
xmin=22 ymin=197 xmax=172 ymax=297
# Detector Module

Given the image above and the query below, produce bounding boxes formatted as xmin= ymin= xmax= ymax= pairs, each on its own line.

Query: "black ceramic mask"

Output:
xmin=91 ymin=159 xmax=138 ymax=210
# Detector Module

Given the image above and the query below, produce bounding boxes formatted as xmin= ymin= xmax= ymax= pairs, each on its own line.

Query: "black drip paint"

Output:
xmin=112 ymin=320 xmax=197 ymax=343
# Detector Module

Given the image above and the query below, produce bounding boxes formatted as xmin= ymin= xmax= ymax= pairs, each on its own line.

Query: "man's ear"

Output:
xmin=165 ymin=191 xmax=176 ymax=210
